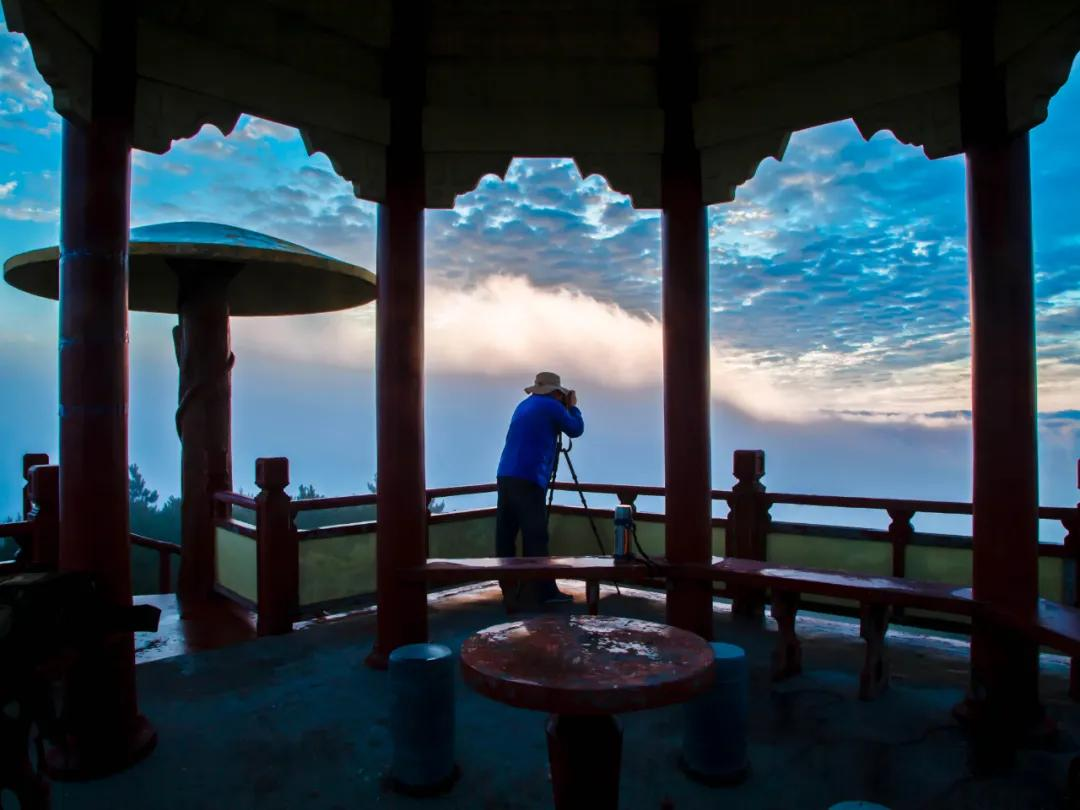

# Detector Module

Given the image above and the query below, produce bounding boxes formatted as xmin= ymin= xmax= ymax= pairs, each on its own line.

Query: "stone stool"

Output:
xmin=680 ymin=641 xmax=749 ymax=784
xmin=388 ymin=643 xmax=457 ymax=794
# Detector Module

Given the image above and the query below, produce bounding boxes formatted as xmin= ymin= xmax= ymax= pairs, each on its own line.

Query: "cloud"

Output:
xmin=427 ymin=159 xmax=662 ymax=314
xmin=170 ymin=129 xmax=239 ymax=160
xmin=0 ymin=26 xmax=49 ymax=111
xmin=232 ymin=273 xmax=882 ymax=423
xmin=0 ymin=24 xmax=60 ymax=140
xmin=0 ymin=179 xmax=15 ymax=198
xmin=0 ymin=202 xmax=56 ymax=222
xmin=236 ymin=116 xmax=297 ymax=141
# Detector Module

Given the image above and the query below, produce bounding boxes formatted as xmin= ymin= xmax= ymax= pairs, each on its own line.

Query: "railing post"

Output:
xmin=22 ymin=452 xmax=49 ymax=519
xmin=727 ymin=450 xmax=769 ymax=619
xmin=886 ymin=509 xmax=914 ymax=579
xmin=887 ymin=508 xmax=915 ymax=621
xmin=1066 ymin=459 xmax=1080 ymax=701
xmin=28 ymin=464 xmax=59 ymax=568
xmin=255 ymin=457 xmax=297 ymax=637
xmin=209 ymin=449 xmax=233 ymax=524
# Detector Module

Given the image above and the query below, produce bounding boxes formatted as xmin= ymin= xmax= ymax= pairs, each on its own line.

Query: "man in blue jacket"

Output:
xmin=496 ymin=371 xmax=585 ymax=604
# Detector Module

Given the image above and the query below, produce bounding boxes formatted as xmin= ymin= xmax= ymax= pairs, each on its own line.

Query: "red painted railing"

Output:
xmin=130 ymin=532 xmax=181 ymax=594
xmin=213 ymin=491 xmax=257 ymax=511
xmin=0 ymin=520 xmax=33 ymax=539
xmin=198 ymin=450 xmax=1080 ymax=639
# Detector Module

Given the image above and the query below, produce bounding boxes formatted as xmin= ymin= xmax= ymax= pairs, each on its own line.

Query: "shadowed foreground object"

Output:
xmin=681 ymin=641 xmax=750 ymax=784
xmin=4 ymin=222 xmax=375 ymax=610
xmin=388 ymin=643 xmax=457 ymax=795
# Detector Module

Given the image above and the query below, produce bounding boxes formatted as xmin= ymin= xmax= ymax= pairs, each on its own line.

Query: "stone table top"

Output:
xmin=460 ymin=615 xmax=714 ymax=716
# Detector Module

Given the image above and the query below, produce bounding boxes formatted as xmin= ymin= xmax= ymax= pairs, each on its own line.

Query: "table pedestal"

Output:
xmin=546 ymin=714 xmax=622 ymax=809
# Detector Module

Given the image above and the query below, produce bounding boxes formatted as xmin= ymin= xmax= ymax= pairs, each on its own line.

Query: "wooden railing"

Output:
xmin=130 ymin=532 xmax=181 ymax=594
xmin=198 ymin=450 xmax=1079 ymax=637
xmin=213 ymin=491 xmax=257 ymax=511
xmin=0 ymin=520 xmax=34 ymax=540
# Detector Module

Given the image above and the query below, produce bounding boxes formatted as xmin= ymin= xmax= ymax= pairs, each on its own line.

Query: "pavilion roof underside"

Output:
xmin=4 ymin=0 xmax=1079 ymax=207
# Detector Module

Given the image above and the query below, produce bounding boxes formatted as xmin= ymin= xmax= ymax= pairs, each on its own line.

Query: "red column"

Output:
xmin=368 ymin=0 xmax=429 ymax=667
xmin=965 ymin=131 xmax=1042 ymax=747
xmin=48 ymin=4 xmax=155 ymax=778
xmin=960 ymin=8 xmax=1043 ymax=767
xmin=659 ymin=3 xmax=713 ymax=640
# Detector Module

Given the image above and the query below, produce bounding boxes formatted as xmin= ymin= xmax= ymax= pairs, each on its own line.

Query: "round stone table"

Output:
xmin=460 ymin=615 xmax=715 ymax=809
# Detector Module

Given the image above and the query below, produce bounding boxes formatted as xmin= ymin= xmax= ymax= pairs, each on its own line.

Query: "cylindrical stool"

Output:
xmin=829 ymin=803 xmax=890 ymax=809
xmin=388 ymin=643 xmax=457 ymax=795
xmin=680 ymin=641 xmax=749 ymax=785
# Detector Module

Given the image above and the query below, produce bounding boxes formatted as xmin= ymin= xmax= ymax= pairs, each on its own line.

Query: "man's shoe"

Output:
xmin=543 ymin=590 xmax=573 ymax=604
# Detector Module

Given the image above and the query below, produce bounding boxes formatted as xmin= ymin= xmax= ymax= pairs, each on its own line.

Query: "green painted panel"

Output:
xmin=299 ymin=533 xmax=376 ymax=606
xmin=215 ymin=527 xmax=257 ymax=603
xmin=545 ymin=512 xmax=603 ymax=556
xmin=714 ymin=527 xmax=727 ymax=557
xmin=1039 ymin=557 xmax=1064 ymax=602
xmin=766 ymin=533 xmax=890 ymax=610
xmin=436 ymin=513 xmax=724 ymax=559
xmin=905 ymin=545 xmax=970 ymax=585
xmin=766 ymin=533 xmax=891 ymax=575
xmin=429 ymin=517 xmax=496 ymax=558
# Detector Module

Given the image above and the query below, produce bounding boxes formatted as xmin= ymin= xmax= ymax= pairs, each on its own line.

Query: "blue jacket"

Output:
xmin=497 ymin=395 xmax=585 ymax=490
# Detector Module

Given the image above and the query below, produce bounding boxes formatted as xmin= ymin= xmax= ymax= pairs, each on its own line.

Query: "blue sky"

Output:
xmin=0 ymin=16 xmax=1077 ymax=537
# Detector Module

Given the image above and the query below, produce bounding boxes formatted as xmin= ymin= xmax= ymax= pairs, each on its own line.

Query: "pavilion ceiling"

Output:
xmin=4 ymin=0 xmax=1078 ymax=207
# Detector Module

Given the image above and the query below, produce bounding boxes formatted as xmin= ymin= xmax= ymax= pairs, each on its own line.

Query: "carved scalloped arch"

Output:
xmin=700 ymin=130 xmax=792 ymax=204
xmin=1004 ymin=10 xmax=1080 ymax=135
xmin=852 ymin=85 xmax=963 ymax=160
xmin=132 ymin=80 xmax=242 ymax=155
xmin=5 ymin=0 xmax=93 ymax=125
xmin=300 ymin=127 xmax=387 ymax=203
xmin=424 ymin=153 xmax=658 ymax=210
xmin=424 ymin=152 xmax=516 ymax=209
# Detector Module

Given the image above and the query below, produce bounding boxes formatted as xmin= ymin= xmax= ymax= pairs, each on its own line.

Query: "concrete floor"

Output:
xmin=52 ymin=583 xmax=1080 ymax=810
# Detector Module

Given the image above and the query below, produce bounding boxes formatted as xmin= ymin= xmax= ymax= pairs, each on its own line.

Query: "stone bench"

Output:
xmin=409 ymin=555 xmax=1034 ymax=700
xmin=676 ymin=557 xmax=978 ymax=699
xmin=409 ymin=555 xmax=657 ymax=614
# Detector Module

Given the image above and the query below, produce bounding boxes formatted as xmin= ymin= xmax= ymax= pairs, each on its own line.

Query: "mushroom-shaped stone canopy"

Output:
xmin=3 ymin=221 xmax=375 ymax=316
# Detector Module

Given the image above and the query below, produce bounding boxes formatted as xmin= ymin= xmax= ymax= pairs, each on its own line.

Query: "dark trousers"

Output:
xmin=495 ymin=476 xmax=559 ymax=599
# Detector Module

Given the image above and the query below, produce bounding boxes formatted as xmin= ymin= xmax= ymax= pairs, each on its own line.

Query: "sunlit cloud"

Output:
xmin=229 ymin=273 xmax=993 ymax=424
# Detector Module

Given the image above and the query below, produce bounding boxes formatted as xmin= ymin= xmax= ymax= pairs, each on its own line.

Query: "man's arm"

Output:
xmin=554 ymin=402 xmax=584 ymax=438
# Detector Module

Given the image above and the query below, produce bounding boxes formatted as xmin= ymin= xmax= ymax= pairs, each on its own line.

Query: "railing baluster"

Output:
xmin=887 ymin=508 xmax=915 ymax=621
xmin=255 ymin=457 xmax=297 ymax=637
xmin=28 ymin=464 xmax=59 ymax=568
xmin=887 ymin=509 xmax=915 ymax=579
xmin=22 ymin=452 xmax=49 ymax=520
xmin=728 ymin=450 xmax=770 ymax=620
